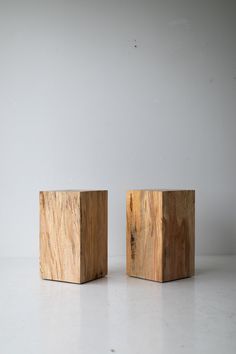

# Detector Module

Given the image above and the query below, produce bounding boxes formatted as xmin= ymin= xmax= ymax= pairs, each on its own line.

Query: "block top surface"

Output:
xmin=40 ymin=190 xmax=107 ymax=193
xmin=127 ymin=189 xmax=195 ymax=193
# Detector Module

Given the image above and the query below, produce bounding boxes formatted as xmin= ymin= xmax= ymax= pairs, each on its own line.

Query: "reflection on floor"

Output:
xmin=0 ymin=256 xmax=235 ymax=354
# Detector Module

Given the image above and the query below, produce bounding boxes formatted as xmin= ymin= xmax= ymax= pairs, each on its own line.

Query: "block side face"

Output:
xmin=40 ymin=191 xmax=81 ymax=283
xmin=126 ymin=190 xmax=163 ymax=282
xmin=162 ymin=190 xmax=195 ymax=281
xmin=80 ymin=191 xmax=108 ymax=283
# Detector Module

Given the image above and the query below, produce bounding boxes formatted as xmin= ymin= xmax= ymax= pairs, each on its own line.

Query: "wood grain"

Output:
xmin=40 ymin=190 xmax=107 ymax=284
xmin=126 ymin=190 xmax=195 ymax=282
xmin=80 ymin=191 xmax=108 ymax=283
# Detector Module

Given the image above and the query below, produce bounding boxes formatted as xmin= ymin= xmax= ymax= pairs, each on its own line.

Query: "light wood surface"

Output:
xmin=40 ymin=190 xmax=107 ymax=284
xmin=126 ymin=190 xmax=195 ymax=282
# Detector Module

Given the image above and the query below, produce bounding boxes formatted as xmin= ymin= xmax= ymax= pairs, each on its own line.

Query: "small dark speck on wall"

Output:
xmin=133 ymin=39 xmax=138 ymax=48
xmin=110 ymin=349 xmax=116 ymax=353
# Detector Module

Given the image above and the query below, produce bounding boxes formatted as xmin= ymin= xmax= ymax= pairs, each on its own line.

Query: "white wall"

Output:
xmin=0 ymin=0 xmax=236 ymax=257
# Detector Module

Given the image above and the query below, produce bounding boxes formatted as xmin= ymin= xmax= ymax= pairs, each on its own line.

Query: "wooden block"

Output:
xmin=126 ymin=190 xmax=195 ymax=282
xmin=40 ymin=190 xmax=108 ymax=284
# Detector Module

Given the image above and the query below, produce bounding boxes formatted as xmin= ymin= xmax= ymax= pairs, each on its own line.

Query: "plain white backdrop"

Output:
xmin=0 ymin=0 xmax=236 ymax=257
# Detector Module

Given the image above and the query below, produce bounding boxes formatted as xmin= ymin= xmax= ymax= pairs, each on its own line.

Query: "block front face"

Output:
xmin=40 ymin=191 xmax=81 ymax=283
xmin=126 ymin=191 xmax=163 ymax=281
xmin=162 ymin=191 xmax=195 ymax=281
xmin=80 ymin=191 xmax=108 ymax=283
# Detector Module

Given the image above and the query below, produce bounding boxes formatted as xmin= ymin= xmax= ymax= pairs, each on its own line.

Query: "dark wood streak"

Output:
xmin=130 ymin=225 xmax=137 ymax=260
xmin=130 ymin=193 xmax=133 ymax=212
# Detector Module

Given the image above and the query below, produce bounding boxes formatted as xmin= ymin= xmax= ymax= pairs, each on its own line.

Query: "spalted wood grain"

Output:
xmin=80 ymin=191 xmax=108 ymax=283
xmin=126 ymin=190 xmax=195 ymax=282
xmin=126 ymin=191 xmax=163 ymax=281
xmin=40 ymin=190 xmax=107 ymax=284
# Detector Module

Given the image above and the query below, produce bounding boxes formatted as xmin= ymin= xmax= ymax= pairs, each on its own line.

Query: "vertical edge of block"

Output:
xmin=126 ymin=191 xmax=131 ymax=276
xmin=80 ymin=191 xmax=108 ymax=283
xmin=190 ymin=190 xmax=195 ymax=277
xmin=105 ymin=191 xmax=108 ymax=276
xmin=152 ymin=191 xmax=164 ymax=282
xmin=39 ymin=191 xmax=53 ymax=281
xmin=39 ymin=191 xmax=44 ymax=279
xmin=78 ymin=192 xmax=82 ymax=284
xmin=159 ymin=191 xmax=165 ymax=282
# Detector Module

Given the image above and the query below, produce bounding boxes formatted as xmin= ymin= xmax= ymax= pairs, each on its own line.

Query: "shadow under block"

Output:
xmin=40 ymin=190 xmax=108 ymax=284
xmin=126 ymin=190 xmax=195 ymax=282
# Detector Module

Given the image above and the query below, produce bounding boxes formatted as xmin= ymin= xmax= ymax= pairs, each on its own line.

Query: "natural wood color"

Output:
xmin=80 ymin=191 xmax=108 ymax=283
xmin=40 ymin=190 xmax=107 ymax=284
xmin=126 ymin=190 xmax=195 ymax=282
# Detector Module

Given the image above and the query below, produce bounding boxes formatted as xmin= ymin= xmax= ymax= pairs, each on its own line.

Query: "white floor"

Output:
xmin=0 ymin=256 xmax=235 ymax=354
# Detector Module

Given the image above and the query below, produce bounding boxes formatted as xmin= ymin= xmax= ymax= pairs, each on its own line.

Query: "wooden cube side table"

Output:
xmin=40 ymin=190 xmax=108 ymax=284
xmin=126 ymin=190 xmax=195 ymax=282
